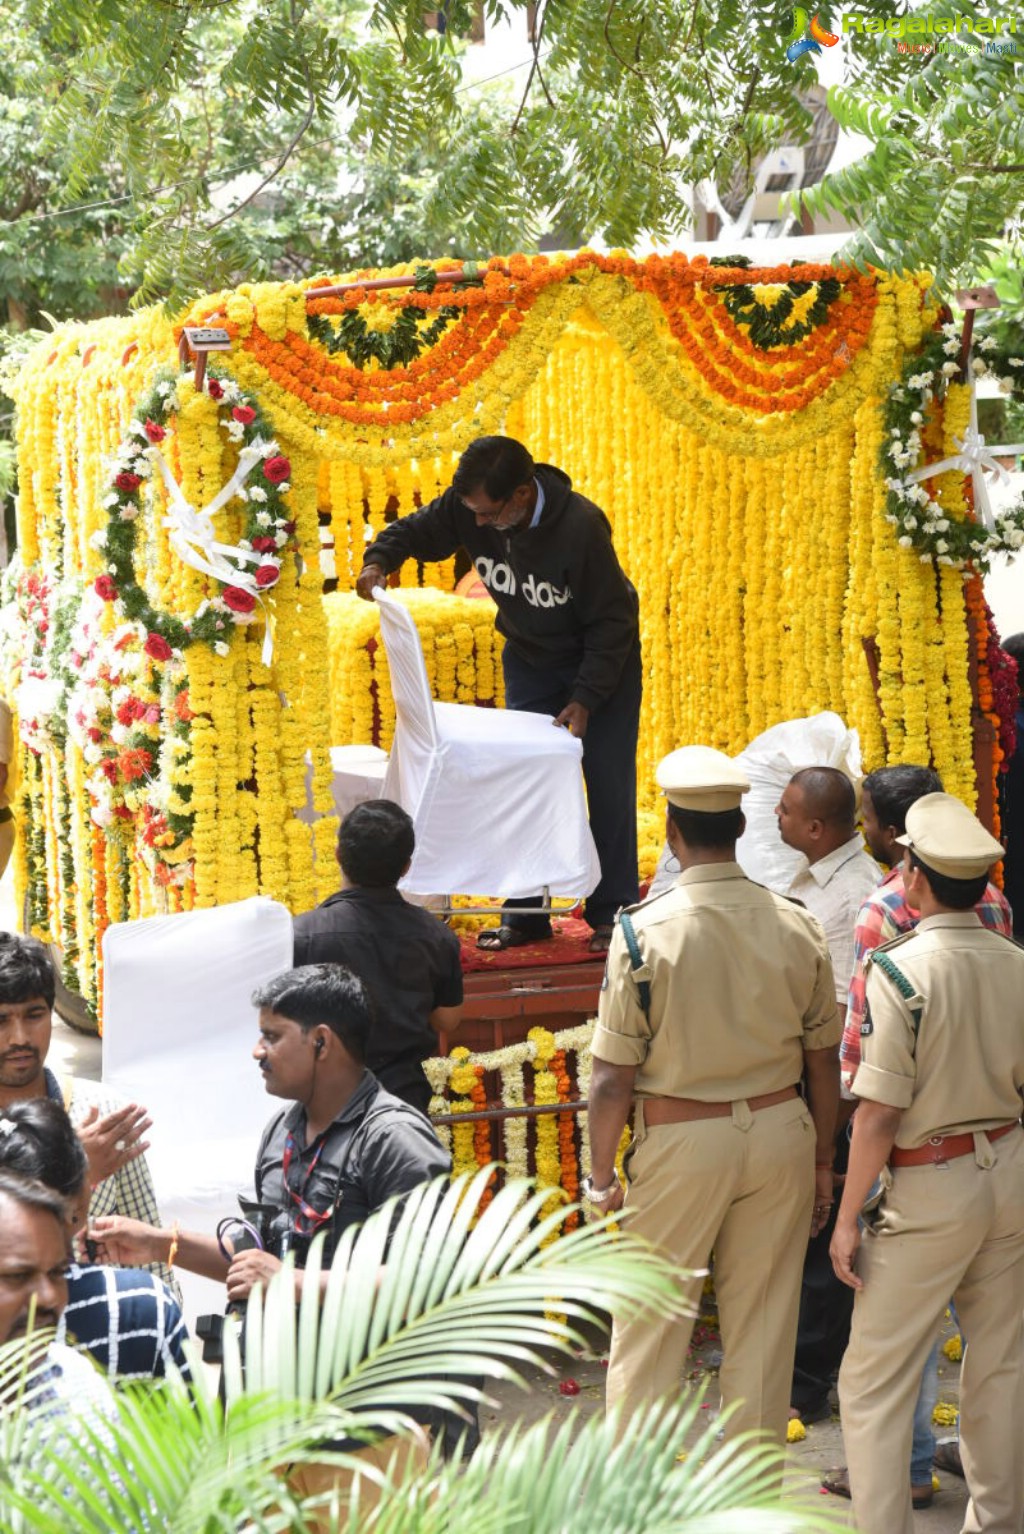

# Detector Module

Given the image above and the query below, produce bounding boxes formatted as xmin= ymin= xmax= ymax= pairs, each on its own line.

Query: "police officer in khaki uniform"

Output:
xmin=832 ymin=793 xmax=1024 ymax=1534
xmin=586 ymin=746 xmax=842 ymax=1448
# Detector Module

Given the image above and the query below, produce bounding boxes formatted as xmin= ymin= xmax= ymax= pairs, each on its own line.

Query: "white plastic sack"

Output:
xmin=102 ymin=896 xmax=293 ymax=1322
xmin=648 ymin=712 xmax=863 ymax=899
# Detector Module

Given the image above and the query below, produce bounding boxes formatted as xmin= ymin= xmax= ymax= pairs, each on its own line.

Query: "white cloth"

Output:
xmin=786 ymin=836 xmax=882 ymax=1003
xmin=648 ymin=712 xmax=863 ymax=900
xmin=374 ymin=590 xmax=600 ymax=899
xmin=101 ymin=896 xmax=293 ymax=1324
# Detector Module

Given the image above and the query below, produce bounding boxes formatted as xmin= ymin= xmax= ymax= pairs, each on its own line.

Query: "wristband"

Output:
xmin=167 ymin=1221 xmax=180 ymax=1267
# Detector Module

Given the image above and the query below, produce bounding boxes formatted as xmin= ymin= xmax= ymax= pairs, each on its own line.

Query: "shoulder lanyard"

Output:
xmin=280 ymin=1130 xmax=334 ymax=1237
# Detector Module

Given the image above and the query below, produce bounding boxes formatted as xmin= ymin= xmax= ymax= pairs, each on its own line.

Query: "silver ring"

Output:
xmin=114 ymin=1140 xmax=126 ymax=1153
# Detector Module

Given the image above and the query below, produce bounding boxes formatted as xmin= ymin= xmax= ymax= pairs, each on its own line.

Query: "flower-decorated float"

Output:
xmin=2 ymin=253 xmax=1019 ymax=1110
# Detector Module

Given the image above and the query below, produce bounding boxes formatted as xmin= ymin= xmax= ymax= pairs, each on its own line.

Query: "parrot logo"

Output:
xmin=786 ymin=8 xmax=839 ymax=60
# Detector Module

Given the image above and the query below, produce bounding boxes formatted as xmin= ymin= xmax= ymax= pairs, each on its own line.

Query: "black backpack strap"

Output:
xmin=870 ymin=950 xmax=924 ymax=1040
xmin=617 ymin=910 xmax=653 ymax=1022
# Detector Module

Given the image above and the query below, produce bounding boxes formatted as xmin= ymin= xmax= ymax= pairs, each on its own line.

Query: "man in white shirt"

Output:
xmin=775 ymin=766 xmax=881 ymax=1426
xmin=0 ymin=1170 xmax=114 ymax=1426
xmin=777 ymin=768 xmax=882 ymax=1018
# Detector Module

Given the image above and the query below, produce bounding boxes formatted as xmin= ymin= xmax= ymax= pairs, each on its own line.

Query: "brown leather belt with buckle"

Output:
xmin=641 ymin=1085 xmax=797 ymax=1126
xmin=890 ymin=1121 xmax=1020 ymax=1168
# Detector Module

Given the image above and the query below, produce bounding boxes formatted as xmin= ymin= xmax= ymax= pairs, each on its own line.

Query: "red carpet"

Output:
xmin=459 ymin=915 xmax=600 ymax=973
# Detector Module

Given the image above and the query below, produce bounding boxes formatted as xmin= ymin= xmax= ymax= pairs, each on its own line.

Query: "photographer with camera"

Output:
xmin=89 ymin=964 xmax=451 ymax=1306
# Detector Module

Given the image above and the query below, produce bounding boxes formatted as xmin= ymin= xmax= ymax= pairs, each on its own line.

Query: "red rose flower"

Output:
xmin=254 ymin=564 xmax=279 ymax=588
xmin=222 ymin=586 xmax=257 ymax=614
xmin=144 ymin=632 xmax=174 ymax=662
xmin=281 ymin=520 xmax=297 ymax=536
xmin=250 ymin=535 xmax=277 ymax=554
xmin=113 ymin=805 xmax=135 ymax=821
xmin=94 ymin=575 xmax=118 ymax=602
xmin=115 ymin=697 xmax=146 ymax=726
xmin=143 ymin=419 xmax=166 ymax=443
xmin=231 ymin=405 xmax=257 ymax=426
xmin=100 ymin=759 xmax=119 ymax=783
xmin=262 ymin=454 xmax=291 ymax=484
xmin=87 ymin=727 xmax=103 ymax=744
xmin=207 ymin=379 xmax=224 ymax=400
xmin=559 ymin=1379 xmax=581 ymax=1397
xmin=114 ymin=471 xmax=142 ymax=493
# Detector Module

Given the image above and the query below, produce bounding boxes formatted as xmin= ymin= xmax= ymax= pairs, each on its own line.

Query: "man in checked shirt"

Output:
xmin=0 ymin=933 xmax=173 ymax=1290
xmin=820 ymin=763 xmax=1012 ymax=1508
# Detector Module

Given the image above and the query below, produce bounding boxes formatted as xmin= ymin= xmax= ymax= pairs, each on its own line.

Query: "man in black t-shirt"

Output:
xmin=293 ymin=801 xmax=463 ymax=1113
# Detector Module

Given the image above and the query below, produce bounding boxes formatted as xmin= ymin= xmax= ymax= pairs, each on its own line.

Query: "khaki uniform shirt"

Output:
xmin=853 ymin=913 xmax=1024 ymax=1148
xmin=592 ymin=862 xmax=841 ymax=1100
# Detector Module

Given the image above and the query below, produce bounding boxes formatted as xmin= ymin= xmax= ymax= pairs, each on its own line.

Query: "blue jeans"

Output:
xmin=910 ymin=1340 xmax=939 ymax=1485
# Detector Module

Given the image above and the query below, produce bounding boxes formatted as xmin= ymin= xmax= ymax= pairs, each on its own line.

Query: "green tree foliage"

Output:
xmin=0 ymin=0 xmax=918 ymax=312
xmin=796 ymin=12 xmax=1024 ymax=291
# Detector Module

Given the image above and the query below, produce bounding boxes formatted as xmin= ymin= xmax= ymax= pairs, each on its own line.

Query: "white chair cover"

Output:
xmin=374 ymin=590 xmax=600 ymax=900
xmin=102 ymin=896 xmax=293 ymax=1323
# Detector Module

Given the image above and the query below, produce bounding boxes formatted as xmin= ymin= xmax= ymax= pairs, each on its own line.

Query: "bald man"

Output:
xmin=776 ymin=767 xmax=881 ymax=1427
xmin=776 ymin=769 xmax=881 ymax=1024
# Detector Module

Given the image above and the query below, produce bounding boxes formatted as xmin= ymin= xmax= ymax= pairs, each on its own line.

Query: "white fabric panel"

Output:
xmin=648 ymin=712 xmax=863 ymax=899
xmin=102 ymin=897 xmax=293 ymax=1323
xmin=328 ymin=745 xmax=388 ymax=820
xmin=374 ymin=590 xmax=600 ymax=900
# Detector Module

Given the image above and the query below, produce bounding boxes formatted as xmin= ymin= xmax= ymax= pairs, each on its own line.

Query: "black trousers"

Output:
xmin=500 ymin=640 xmax=642 ymax=934
xmin=790 ymin=1124 xmax=854 ymax=1414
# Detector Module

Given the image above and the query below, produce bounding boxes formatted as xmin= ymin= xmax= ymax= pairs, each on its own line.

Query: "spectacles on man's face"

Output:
xmin=462 ymin=494 xmax=512 ymax=522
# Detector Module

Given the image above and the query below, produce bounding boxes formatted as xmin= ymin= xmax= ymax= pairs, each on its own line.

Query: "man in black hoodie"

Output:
xmin=355 ymin=436 xmax=641 ymax=952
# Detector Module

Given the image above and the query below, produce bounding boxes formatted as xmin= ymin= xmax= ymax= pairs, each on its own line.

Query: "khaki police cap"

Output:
xmin=656 ymin=746 xmax=751 ymax=812
xmin=896 ymin=792 xmax=1004 ymax=880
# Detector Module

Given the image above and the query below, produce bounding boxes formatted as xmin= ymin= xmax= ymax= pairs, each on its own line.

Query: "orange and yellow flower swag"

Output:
xmin=1 ymin=251 xmax=982 ymax=1023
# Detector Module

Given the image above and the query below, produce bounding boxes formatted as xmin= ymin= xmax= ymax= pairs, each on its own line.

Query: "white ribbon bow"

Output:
xmin=905 ymin=381 xmax=1024 ymax=531
xmin=152 ymin=447 xmax=276 ymax=663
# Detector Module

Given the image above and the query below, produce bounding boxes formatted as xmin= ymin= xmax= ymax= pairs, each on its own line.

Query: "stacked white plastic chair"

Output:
xmin=374 ymin=590 xmax=600 ymax=901
xmin=102 ymin=896 xmax=293 ymax=1322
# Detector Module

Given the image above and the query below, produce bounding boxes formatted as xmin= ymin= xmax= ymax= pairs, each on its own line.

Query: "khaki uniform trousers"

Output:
xmin=606 ymin=1095 xmax=815 ymax=1448
xmin=839 ymin=1127 xmax=1024 ymax=1534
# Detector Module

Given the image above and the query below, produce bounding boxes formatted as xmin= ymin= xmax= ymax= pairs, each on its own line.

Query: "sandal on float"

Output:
xmin=476 ymin=926 xmax=547 ymax=952
xmin=587 ymin=925 xmax=614 ymax=954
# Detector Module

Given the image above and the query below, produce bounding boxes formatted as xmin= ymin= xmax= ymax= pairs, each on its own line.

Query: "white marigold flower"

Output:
xmin=898 ymin=535 xmax=914 ymax=548
xmin=943 ymin=340 xmax=961 ymax=357
xmin=911 ymin=411 xmax=924 ymax=425
xmin=905 ymin=516 xmax=918 ymax=530
xmin=971 ymin=358 xmax=988 ymax=376
xmin=255 ymin=511 xmax=272 ymax=528
xmin=934 ymin=518 xmax=950 ymax=532
xmin=978 ymin=336 xmax=997 ymax=352
xmin=214 ymin=640 xmax=230 ymax=657
xmin=941 ymin=361 xmax=959 ymax=377
xmin=1010 ymin=357 xmax=1024 ymax=368
xmin=248 ymin=487 xmax=268 ymax=503
xmin=934 ymin=537 xmax=949 ymax=552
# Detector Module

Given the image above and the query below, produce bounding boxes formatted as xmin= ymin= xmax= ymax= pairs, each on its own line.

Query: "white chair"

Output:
xmin=373 ymin=590 xmax=600 ymax=901
xmin=102 ymin=896 xmax=293 ymax=1325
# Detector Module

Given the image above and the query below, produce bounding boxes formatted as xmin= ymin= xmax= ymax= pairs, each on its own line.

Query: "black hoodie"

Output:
xmin=363 ymin=464 xmax=639 ymax=712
